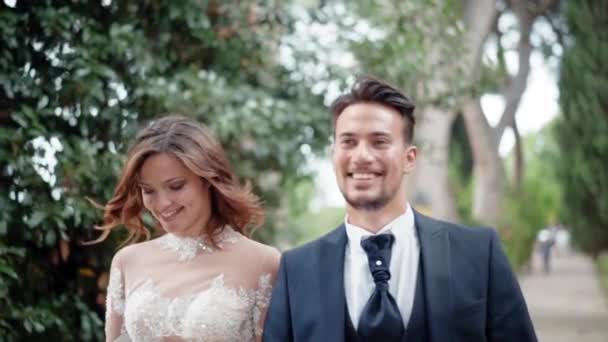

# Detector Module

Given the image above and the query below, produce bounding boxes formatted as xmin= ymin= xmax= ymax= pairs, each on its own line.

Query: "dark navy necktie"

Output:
xmin=357 ymin=234 xmax=405 ymax=341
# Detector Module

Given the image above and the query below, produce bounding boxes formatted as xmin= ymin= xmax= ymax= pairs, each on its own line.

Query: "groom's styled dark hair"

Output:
xmin=329 ymin=76 xmax=416 ymax=143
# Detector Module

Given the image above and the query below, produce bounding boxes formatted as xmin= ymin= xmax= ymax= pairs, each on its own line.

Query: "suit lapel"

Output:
xmin=415 ymin=211 xmax=452 ymax=342
xmin=319 ymin=224 xmax=348 ymax=342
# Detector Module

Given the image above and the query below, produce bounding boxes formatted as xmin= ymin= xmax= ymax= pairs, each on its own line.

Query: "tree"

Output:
xmin=555 ymin=0 xmax=608 ymax=257
xmin=461 ymin=0 xmax=561 ymax=226
xmin=0 ymin=1 xmax=328 ymax=339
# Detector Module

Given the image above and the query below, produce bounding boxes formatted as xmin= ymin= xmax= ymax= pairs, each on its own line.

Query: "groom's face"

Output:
xmin=332 ymin=102 xmax=415 ymax=211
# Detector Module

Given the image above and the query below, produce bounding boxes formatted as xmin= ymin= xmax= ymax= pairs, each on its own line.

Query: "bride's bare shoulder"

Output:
xmin=240 ymin=237 xmax=280 ymax=272
xmin=110 ymin=237 xmax=162 ymax=265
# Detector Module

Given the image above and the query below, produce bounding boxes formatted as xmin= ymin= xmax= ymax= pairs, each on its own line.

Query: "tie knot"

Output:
xmin=361 ymin=234 xmax=395 ymax=284
xmin=361 ymin=234 xmax=394 ymax=253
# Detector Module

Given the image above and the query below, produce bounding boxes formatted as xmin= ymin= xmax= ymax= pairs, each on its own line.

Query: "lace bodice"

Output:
xmin=105 ymin=229 xmax=280 ymax=342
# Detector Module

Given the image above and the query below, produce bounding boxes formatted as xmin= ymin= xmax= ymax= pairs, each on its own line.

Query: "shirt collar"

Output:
xmin=344 ymin=204 xmax=415 ymax=253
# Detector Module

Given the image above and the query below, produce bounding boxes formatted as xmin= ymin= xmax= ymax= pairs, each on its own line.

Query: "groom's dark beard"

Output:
xmin=342 ymin=188 xmax=398 ymax=211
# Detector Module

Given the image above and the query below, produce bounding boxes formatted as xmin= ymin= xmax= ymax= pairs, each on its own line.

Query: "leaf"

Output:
xmin=37 ymin=96 xmax=49 ymax=109
xmin=26 ymin=211 xmax=47 ymax=228
xmin=45 ymin=229 xmax=57 ymax=246
xmin=23 ymin=320 xmax=32 ymax=333
xmin=0 ymin=264 xmax=19 ymax=281
xmin=0 ymin=246 xmax=26 ymax=258
xmin=11 ymin=112 xmax=28 ymax=128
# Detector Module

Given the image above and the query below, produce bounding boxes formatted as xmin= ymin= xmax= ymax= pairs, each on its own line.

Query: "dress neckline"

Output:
xmin=158 ymin=227 xmax=240 ymax=262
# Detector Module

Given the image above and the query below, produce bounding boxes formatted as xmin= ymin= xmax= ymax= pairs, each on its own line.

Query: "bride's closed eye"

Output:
xmin=168 ymin=182 xmax=185 ymax=191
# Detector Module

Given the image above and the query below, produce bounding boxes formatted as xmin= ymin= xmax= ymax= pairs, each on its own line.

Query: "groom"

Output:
xmin=263 ymin=76 xmax=537 ymax=342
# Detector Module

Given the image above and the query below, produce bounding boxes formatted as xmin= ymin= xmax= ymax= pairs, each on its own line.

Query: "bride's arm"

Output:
xmin=105 ymin=254 xmax=130 ymax=342
xmin=253 ymin=249 xmax=281 ymax=342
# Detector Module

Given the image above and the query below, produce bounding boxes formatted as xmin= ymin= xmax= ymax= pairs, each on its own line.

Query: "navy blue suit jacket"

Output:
xmin=263 ymin=210 xmax=537 ymax=342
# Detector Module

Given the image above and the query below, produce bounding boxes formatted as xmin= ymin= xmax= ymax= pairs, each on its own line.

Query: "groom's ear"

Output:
xmin=403 ymin=145 xmax=417 ymax=174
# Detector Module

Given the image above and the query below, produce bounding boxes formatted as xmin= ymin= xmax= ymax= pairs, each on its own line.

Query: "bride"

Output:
xmin=92 ymin=115 xmax=279 ymax=341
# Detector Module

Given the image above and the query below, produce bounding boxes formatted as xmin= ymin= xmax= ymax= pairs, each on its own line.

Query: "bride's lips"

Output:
xmin=159 ymin=207 xmax=183 ymax=221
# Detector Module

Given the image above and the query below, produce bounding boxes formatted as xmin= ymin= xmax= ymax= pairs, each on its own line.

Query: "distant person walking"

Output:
xmin=537 ymin=226 xmax=558 ymax=273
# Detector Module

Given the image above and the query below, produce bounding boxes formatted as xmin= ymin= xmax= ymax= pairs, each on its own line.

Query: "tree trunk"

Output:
xmin=462 ymin=98 xmax=505 ymax=225
xmin=409 ymin=107 xmax=460 ymax=222
xmin=409 ymin=0 xmax=498 ymax=223
xmin=456 ymin=0 xmax=500 ymax=225
xmin=495 ymin=2 xmax=535 ymax=139
xmin=460 ymin=0 xmax=541 ymax=227
xmin=512 ymin=120 xmax=524 ymax=191
xmin=463 ymin=0 xmax=498 ymax=76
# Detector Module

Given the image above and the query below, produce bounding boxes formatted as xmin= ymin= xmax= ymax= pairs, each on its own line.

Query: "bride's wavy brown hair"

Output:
xmin=87 ymin=114 xmax=264 ymax=246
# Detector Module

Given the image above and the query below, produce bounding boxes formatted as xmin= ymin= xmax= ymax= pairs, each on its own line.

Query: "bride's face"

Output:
xmin=138 ymin=152 xmax=211 ymax=236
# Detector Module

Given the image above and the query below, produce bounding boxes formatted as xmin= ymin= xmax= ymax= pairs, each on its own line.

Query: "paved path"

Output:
xmin=519 ymin=250 xmax=608 ymax=342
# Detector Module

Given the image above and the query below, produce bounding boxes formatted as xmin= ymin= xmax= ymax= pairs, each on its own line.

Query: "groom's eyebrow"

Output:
xmin=338 ymin=131 xmax=392 ymax=138
xmin=370 ymin=132 xmax=391 ymax=138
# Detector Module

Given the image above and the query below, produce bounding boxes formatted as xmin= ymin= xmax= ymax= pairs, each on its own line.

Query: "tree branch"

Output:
xmin=543 ymin=12 xmax=566 ymax=48
xmin=495 ymin=3 xmax=535 ymax=139
xmin=528 ymin=0 xmax=558 ymax=16
xmin=512 ymin=119 xmax=524 ymax=191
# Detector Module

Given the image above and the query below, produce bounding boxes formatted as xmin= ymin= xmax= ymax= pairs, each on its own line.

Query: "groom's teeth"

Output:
xmin=352 ymin=173 xmax=374 ymax=180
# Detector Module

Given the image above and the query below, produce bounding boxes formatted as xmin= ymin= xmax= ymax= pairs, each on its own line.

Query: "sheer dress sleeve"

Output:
xmin=105 ymin=253 xmax=130 ymax=342
xmin=253 ymin=249 xmax=280 ymax=342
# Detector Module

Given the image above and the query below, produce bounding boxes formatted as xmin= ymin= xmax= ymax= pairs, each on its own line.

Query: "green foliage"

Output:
xmin=499 ymin=187 xmax=556 ymax=270
xmin=343 ymin=0 xmax=469 ymax=107
xmin=0 ymin=241 xmax=104 ymax=341
xmin=286 ymin=206 xmax=345 ymax=247
xmin=499 ymin=126 xmax=562 ymax=269
xmin=1 ymin=1 xmax=330 ymax=339
xmin=290 ymin=0 xmax=469 ymax=107
xmin=555 ymin=0 xmax=608 ymax=256
xmin=450 ymin=121 xmax=563 ymax=270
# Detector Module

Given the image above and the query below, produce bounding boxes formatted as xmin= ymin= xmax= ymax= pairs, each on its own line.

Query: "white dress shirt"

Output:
xmin=344 ymin=204 xmax=420 ymax=329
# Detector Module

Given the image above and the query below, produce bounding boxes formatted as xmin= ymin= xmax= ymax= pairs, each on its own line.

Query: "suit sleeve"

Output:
xmin=486 ymin=230 xmax=538 ymax=342
xmin=262 ymin=255 xmax=293 ymax=342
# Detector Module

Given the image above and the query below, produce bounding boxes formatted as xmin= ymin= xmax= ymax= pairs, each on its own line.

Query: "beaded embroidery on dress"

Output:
xmin=158 ymin=227 xmax=240 ymax=262
xmin=104 ymin=229 xmax=279 ymax=342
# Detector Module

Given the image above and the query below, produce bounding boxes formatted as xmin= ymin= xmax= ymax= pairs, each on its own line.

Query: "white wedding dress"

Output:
xmin=104 ymin=227 xmax=280 ymax=342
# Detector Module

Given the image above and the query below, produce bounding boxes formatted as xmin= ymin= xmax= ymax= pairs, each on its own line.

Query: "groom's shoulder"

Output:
xmin=282 ymin=225 xmax=343 ymax=261
xmin=416 ymin=213 xmax=498 ymax=248
xmin=416 ymin=210 xmax=496 ymax=243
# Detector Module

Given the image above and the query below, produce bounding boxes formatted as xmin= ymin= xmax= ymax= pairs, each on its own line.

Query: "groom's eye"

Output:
xmin=340 ymin=138 xmax=356 ymax=147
